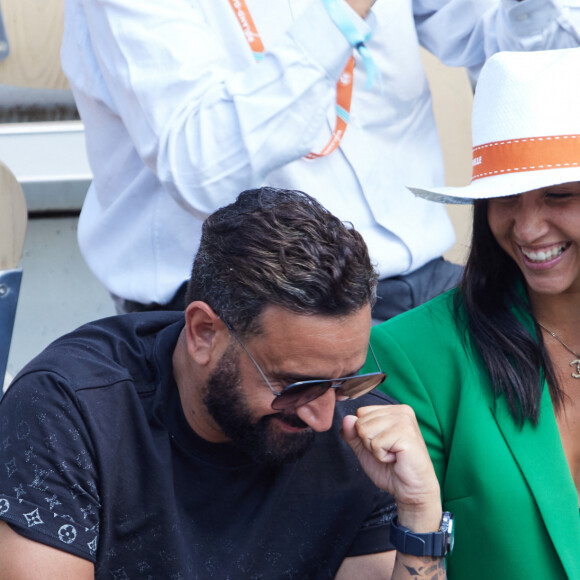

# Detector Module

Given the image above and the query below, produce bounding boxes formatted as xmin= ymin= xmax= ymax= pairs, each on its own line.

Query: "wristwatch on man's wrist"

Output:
xmin=389 ymin=511 xmax=454 ymax=557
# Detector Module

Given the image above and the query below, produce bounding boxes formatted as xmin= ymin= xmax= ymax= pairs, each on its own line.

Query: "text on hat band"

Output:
xmin=472 ymin=135 xmax=580 ymax=181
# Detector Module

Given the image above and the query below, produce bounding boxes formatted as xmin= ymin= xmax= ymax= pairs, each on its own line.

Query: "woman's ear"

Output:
xmin=184 ymin=301 xmax=227 ymax=366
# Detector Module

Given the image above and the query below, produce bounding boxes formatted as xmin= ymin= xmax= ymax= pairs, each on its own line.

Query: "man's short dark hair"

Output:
xmin=185 ymin=187 xmax=377 ymax=335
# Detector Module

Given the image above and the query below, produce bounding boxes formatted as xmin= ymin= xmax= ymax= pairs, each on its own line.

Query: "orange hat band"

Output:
xmin=472 ymin=134 xmax=580 ymax=181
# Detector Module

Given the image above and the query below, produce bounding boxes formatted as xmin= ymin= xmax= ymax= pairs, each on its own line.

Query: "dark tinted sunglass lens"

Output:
xmin=272 ymin=382 xmax=329 ymax=411
xmin=336 ymin=373 xmax=386 ymax=400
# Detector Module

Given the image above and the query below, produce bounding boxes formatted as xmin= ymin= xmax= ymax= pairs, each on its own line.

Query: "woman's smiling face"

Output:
xmin=487 ymin=181 xmax=580 ymax=298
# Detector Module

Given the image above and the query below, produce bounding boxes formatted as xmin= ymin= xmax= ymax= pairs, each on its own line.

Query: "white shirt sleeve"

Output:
xmin=414 ymin=0 xmax=580 ymax=73
xmin=74 ymin=0 xmax=370 ymax=217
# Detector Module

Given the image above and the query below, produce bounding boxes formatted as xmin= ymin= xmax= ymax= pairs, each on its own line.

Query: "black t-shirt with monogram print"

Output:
xmin=0 ymin=312 xmax=396 ymax=579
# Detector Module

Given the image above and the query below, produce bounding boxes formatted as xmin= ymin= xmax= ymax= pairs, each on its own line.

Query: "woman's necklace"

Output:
xmin=539 ymin=323 xmax=580 ymax=379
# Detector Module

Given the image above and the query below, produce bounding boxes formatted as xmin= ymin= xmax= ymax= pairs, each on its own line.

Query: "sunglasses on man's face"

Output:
xmin=223 ymin=321 xmax=386 ymax=411
xmin=268 ymin=369 xmax=387 ymax=411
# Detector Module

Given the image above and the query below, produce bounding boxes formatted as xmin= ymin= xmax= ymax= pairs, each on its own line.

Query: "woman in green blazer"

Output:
xmin=368 ymin=48 xmax=580 ymax=579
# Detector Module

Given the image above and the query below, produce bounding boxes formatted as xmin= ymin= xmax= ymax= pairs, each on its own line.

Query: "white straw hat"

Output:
xmin=409 ymin=47 xmax=580 ymax=204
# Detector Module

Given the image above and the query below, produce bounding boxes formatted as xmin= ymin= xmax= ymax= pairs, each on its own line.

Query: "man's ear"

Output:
xmin=184 ymin=301 xmax=227 ymax=366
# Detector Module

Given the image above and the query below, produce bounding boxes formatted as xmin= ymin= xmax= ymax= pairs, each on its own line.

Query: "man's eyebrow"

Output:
xmin=274 ymin=365 xmax=365 ymax=384
xmin=346 ymin=365 xmax=365 ymax=377
xmin=273 ymin=372 xmax=321 ymax=384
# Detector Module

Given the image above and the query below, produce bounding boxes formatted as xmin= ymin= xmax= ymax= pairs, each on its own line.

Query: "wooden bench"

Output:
xmin=0 ymin=0 xmax=68 ymax=89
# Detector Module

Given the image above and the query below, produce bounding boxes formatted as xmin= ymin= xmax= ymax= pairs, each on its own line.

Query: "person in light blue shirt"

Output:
xmin=62 ymin=0 xmax=580 ymax=317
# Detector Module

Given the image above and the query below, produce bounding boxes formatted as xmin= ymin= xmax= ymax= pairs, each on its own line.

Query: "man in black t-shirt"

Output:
xmin=0 ymin=188 xmax=446 ymax=579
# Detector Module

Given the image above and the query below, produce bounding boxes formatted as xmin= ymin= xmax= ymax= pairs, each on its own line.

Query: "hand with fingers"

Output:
xmin=342 ymin=404 xmax=442 ymax=533
xmin=342 ymin=405 xmax=449 ymax=577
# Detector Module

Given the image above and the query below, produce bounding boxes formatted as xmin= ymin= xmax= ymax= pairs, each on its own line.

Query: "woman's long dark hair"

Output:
xmin=453 ymin=199 xmax=564 ymax=425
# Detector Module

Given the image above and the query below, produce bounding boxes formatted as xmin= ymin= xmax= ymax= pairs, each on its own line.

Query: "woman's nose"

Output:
xmin=512 ymin=198 xmax=549 ymax=242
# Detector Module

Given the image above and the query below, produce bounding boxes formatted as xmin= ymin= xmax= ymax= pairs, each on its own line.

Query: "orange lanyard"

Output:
xmin=227 ymin=0 xmax=354 ymax=158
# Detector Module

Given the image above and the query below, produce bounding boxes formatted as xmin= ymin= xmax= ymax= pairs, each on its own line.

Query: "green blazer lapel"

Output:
xmin=492 ymin=385 xmax=580 ymax=577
